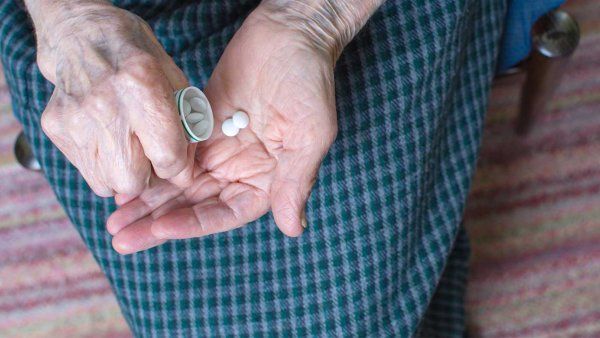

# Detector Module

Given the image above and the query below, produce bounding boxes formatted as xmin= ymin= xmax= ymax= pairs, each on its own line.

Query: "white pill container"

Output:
xmin=174 ymin=86 xmax=214 ymax=142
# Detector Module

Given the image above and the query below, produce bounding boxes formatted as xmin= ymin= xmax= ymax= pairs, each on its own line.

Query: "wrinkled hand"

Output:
xmin=107 ymin=10 xmax=339 ymax=254
xmin=32 ymin=1 xmax=193 ymax=196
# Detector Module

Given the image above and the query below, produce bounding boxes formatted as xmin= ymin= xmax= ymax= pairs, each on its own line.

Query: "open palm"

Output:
xmin=107 ymin=14 xmax=338 ymax=254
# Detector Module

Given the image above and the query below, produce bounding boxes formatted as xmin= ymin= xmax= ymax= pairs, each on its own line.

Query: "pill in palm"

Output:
xmin=187 ymin=113 xmax=205 ymax=123
xmin=182 ymin=100 xmax=192 ymax=115
xmin=190 ymin=97 xmax=207 ymax=112
xmin=221 ymin=119 xmax=239 ymax=137
xmin=232 ymin=111 xmax=249 ymax=129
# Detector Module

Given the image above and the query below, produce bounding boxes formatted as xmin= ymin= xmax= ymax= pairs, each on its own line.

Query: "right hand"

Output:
xmin=32 ymin=1 xmax=193 ymax=197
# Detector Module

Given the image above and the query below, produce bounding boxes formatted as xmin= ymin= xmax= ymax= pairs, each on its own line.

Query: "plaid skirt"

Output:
xmin=0 ymin=0 xmax=505 ymax=336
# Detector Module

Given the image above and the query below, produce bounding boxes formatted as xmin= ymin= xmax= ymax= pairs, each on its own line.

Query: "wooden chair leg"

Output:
xmin=516 ymin=10 xmax=580 ymax=136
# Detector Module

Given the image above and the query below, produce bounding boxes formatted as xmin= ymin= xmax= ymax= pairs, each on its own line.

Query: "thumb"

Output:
xmin=270 ymin=147 xmax=327 ymax=237
xmin=159 ymin=55 xmax=196 ymax=189
xmin=167 ymin=143 xmax=196 ymax=189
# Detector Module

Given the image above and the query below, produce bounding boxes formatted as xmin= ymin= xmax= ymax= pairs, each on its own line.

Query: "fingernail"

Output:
xmin=107 ymin=226 xmax=117 ymax=236
xmin=112 ymin=237 xmax=132 ymax=255
xmin=301 ymin=210 xmax=308 ymax=228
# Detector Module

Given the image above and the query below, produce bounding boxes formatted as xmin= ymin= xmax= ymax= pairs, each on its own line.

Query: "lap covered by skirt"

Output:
xmin=0 ymin=0 xmax=505 ymax=336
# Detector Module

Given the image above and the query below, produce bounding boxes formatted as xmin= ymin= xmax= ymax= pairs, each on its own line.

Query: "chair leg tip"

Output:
xmin=14 ymin=131 xmax=41 ymax=172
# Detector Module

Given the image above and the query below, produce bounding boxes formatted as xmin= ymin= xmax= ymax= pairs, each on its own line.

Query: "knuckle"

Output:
xmin=274 ymin=203 xmax=297 ymax=226
xmin=88 ymin=182 xmax=114 ymax=197
xmin=324 ymin=124 xmax=338 ymax=146
xmin=40 ymin=110 xmax=61 ymax=136
xmin=85 ymin=95 xmax=118 ymax=123
xmin=191 ymin=206 xmax=205 ymax=232
xmin=118 ymin=53 xmax=161 ymax=86
xmin=114 ymin=174 xmax=147 ymax=195
xmin=131 ymin=14 xmax=154 ymax=34
xmin=272 ymin=194 xmax=303 ymax=234
xmin=152 ymin=150 xmax=183 ymax=172
xmin=313 ymin=123 xmax=337 ymax=153
xmin=111 ymin=150 xmax=150 ymax=194
xmin=36 ymin=55 xmax=55 ymax=81
xmin=94 ymin=189 xmax=114 ymax=198
xmin=80 ymin=170 xmax=111 ymax=197
xmin=86 ymin=94 xmax=111 ymax=112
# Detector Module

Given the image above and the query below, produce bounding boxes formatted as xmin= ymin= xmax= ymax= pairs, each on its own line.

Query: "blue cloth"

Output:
xmin=497 ymin=0 xmax=565 ymax=71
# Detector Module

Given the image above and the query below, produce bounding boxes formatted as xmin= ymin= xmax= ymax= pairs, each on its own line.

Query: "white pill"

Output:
xmin=189 ymin=97 xmax=207 ymax=112
xmin=182 ymin=100 xmax=192 ymax=115
xmin=193 ymin=120 xmax=210 ymax=136
xmin=232 ymin=111 xmax=249 ymax=129
xmin=221 ymin=119 xmax=239 ymax=137
xmin=186 ymin=113 xmax=205 ymax=123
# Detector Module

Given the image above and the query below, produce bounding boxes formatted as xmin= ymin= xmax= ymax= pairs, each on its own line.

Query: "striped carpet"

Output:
xmin=0 ymin=69 xmax=131 ymax=336
xmin=464 ymin=0 xmax=600 ymax=336
xmin=0 ymin=0 xmax=598 ymax=336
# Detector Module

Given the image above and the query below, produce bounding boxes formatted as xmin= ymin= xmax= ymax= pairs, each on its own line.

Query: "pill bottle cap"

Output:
xmin=174 ymin=86 xmax=214 ymax=142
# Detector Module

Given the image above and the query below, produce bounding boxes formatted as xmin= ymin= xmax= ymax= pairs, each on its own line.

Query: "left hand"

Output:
xmin=106 ymin=9 xmax=339 ymax=254
xmin=29 ymin=1 xmax=194 ymax=197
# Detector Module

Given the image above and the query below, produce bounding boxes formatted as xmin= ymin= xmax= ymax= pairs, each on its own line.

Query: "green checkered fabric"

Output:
xmin=0 ymin=0 xmax=505 ymax=336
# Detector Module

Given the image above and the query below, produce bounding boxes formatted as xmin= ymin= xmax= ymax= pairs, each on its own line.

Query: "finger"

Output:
xmin=106 ymin=176 xmax=182 ymax=235
xmin=100 ymin=132 xmax=151 ymax=195
xmin=151 ymin=183 xmax=269 ymax=239
xmin=81 ymin=169 xmax=115 ymax=197
xmin=167 ymin=143 xmax=196 ymax=189
xmin=41 ymin=92 xmax=114 ymax=197
xmin=156 ymin=55 xmax=196 ymax=189
xmin=270 ymin=147 xmax=328 ymax=237
xmin=70 ymin=145 xmax=115 ymax=198
xmin=141 ymin=21 xmax=189 ymax=91
xmin=70 ymin=145 xmax=113 ymax=197
xmin=112 ymin=194 xmax=189 ymax=254
xmin=36 ymin=54 xmax=57 ymax=84
xmin=112 ymin=217 xmax=167 ymax=255
xmin=156 ymin=56 xmax=197 ymax=190
xmin=107 ymin=198 xmax=153 ymax=235
xmin=57 ymin=140 xmax=114 ymax=197
xmin=158 ymin=52 xmax=189 ymax=91
xmin=125 ymin=57 xmax=188 ymax=180
xmin=115 ymin=193 xmax=137 ymax=206
xmin=107 ymin=171 xmax=225 ymax=235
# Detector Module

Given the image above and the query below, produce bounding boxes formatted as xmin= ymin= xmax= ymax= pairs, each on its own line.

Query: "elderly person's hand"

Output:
xmin=107 ymin=0 xmax=383 ymax=253
xmin=25 ymin=0 xmax=194 ymax=197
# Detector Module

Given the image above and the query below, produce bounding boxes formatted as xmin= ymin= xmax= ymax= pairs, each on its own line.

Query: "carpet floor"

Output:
xmin=0 ymin=1 xmax=598 ymax=336
xmin=464 ymin=0 xmax=600 ymax=336
xmin=0 ymin=78 xmax=131 ymax=336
